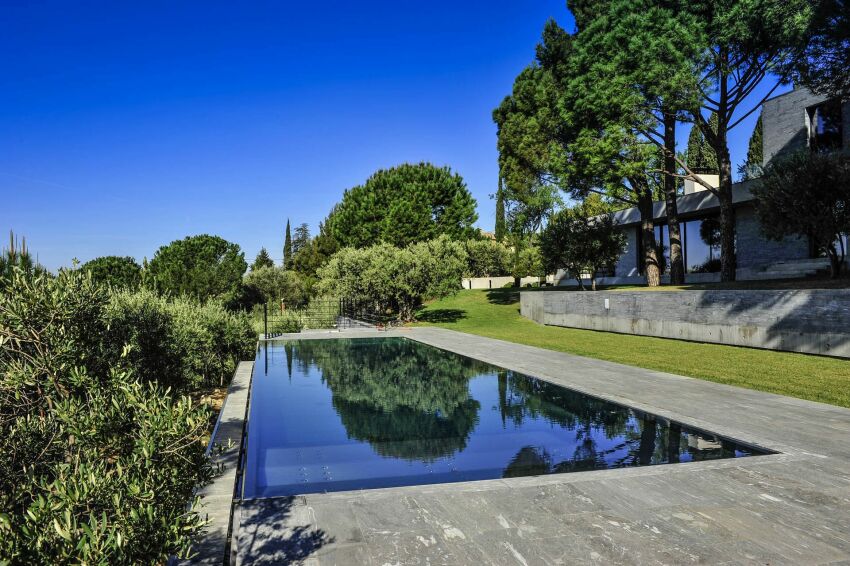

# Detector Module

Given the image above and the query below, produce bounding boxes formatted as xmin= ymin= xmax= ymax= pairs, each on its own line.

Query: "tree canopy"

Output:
xmin=492 ymin=19 xmax=662 ymax=285
xmin=540 ymin=207 xmax=626 ymax=290
xmin=147 ymin=234 xmax=247 ymax=300
xmin=494 ymin=180 xmax=507 ymax=243
xmin=317 ymin=235 xmax=467 ymax=321
xmin=326 ymin=162 xmax=478 ymax=248
xmin=741 ymin=114 xmax=764 ymax=180
xmin=791 ymin=0 xmax=850 ymax=99
xmin=80 ymin=256 xmax=142 ymax=289
xmin=686 ymin=113 xmax=719 ymax=175
xmin=251 ymin=247 xmax=275 ymax=271
xmin=753 ymin=151 xmax=850 ymax=277
xmin=244 ymin=265 xmax=308 ymax=306
xmin=292 ymin=223 xmax=311 ymax=257
xmin=291 ymin=220 xmax=340 ymax=278
xmin=1 ymin=231 xmax=46 ymax=284
xmin=283 ymin=219 xmax=293 ymax=269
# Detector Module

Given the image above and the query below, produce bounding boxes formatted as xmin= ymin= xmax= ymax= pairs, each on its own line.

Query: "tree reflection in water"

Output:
xmin=282 ymin=338 xmax=757 ymax=475
xmin=289 ymin=338 xmax=483 ymax=461
xmin=497 ymin=371 xmax=745 ymax=476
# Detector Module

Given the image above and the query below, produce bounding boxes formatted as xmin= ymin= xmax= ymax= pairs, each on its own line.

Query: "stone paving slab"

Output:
xmin=234 ymin=328 xmax=850 ymax=565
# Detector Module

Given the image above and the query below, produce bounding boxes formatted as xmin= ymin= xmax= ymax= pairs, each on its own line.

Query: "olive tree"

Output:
xmin=0 ymin=269 xmax=213 ymax=563
xmin=753 ymin=151 xmax=850 ymax=278
xmin=540 ymin=210 xmax=626 ymax=290
xmin=317 ymin=236 xmax=466 ymax=322
xmin=463 ymin=239 xmax=512 ymax=278
xmin=244 ymin=265 xmax=309 ymax=307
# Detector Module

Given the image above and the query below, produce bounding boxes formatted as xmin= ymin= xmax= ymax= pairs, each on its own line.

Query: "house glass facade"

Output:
xmin=640 ymin=216 xmax=723 ymax=275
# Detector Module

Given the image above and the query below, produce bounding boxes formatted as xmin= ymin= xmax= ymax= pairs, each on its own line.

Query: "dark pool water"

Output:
xmin=242 ymin=337 xmax=767 ymax=499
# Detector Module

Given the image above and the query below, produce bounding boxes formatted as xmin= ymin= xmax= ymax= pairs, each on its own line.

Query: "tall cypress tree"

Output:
xmin=283 ymin=219 xmax=293 ymax=269
xmin=741 ymin=114 xmax=763 ymax=180
xmin=686 ymin=113 xmax=719 ymax=175
xmin=494 ymin=178 xmax=507 ymax=242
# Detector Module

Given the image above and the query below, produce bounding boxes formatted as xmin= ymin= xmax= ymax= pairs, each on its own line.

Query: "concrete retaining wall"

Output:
xmin=521 ymin=290 xmax=850 ymax=358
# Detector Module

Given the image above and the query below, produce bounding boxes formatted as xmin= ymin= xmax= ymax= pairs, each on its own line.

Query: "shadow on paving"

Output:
xmin=237 ymin=497 xmax=333 ymax=564
xmin=416 ymin=308 xmax=467 ymax=324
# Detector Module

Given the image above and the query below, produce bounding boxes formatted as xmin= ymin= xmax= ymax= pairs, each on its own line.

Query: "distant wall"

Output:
xmin=462 ymin=275 xmax=554 ymax=290
xmin=521 ymin=290 xmax=850 ymax=358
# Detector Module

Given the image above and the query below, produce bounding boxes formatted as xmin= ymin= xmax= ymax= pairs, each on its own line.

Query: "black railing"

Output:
xmin=261 ymin=298 xmax=399 ymax=338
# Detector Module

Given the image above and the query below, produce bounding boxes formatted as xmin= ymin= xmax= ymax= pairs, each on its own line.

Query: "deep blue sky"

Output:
xmin=1 ymin=1 xmax=782 ymax=270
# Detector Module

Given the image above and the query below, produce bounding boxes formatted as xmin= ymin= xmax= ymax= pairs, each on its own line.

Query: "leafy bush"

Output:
xmin=691 ymin=258 xmax=721 ymax=274
xmin=244 ymin=266 xmax=309 ymax=307
xmin=267 ymin=309 xmax=305 ymax=334
xmin=168 ymin=297 xmax=255 ymax=387
xmin=1 ymin=231 xmax=48 ymax=285
xmin=105 ymin=288 xmax=184 ymax=390
xmin=463 ymin=238 xmax=512 ymax=278
xmin=106 ymin=288 xmax=255 ymax=391
xmin=317 ymin=235 xmax=467 ymax=321
xmin=0 ymin=270 xmax=212 ymax=564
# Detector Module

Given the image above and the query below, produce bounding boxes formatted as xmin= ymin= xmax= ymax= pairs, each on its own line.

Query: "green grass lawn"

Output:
xmin=415 ymin=289 xmax=850 ymax=409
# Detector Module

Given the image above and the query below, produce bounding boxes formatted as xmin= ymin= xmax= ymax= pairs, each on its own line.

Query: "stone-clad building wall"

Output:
xmin=762 ymin=88 xmax=825 ymax=165
xmin=734 ymin=207 xmax=809 ymax=269
xmin=762 ymin=87 xmax=850 ymax=166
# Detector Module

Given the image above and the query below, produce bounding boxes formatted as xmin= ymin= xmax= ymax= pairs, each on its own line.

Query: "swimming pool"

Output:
xmin=242 ymin=337 xmax=769 ymax=499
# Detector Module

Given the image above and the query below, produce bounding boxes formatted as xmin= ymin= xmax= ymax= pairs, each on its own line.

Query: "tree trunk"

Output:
xmin=663 ymin=110 xmax=685 ymax=285
xmin=591 ymin=275 xmax=597 ymax=291
xmin=717 ymin=143 xmax=736 ymax=282
xmin=638 ymin=188 xmax=660 ymax=287
xmin=637 ymin=416 xmax=657 ymax=465
xmin=828 ymin=243 xmax=841 ymax=279
xmin=714 ymin=53 xmax=737 ymax=283
xmin=667 ymin=423 xmax=681 ymax=464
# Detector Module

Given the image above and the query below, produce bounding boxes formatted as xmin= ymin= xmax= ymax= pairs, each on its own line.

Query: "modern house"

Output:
xmin=557 ymin=87 xmax=850 ymax=286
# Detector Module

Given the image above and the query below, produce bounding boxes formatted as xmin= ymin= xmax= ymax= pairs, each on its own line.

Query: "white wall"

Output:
xmin=461 ymin=275 xmax=555 ymax=290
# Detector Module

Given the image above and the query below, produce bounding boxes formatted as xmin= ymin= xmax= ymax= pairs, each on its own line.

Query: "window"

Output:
xmin=808 ymin=99 xmax=844 ymax=152
xmin=683 ymin=217 xmax=721 ymax=273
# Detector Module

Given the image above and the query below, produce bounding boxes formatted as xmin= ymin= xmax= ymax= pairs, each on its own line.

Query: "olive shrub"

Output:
xmin=0 ymin=270 xmax=218 ymax=564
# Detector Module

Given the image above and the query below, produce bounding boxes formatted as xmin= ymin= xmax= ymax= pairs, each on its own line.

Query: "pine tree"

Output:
xmin=1 ymin=230 xmax=40 ymax=282
xmin=741 ymin=114 xmax=763 ymax=180
xmin=251 ymin=247 xmax=274 ymax=271
xmin=292 ymin=223 xmax=311 ymax=256
xmin=495 ymin=178 xmax=506 ymax=242
xmin=283 ymin=220 xmax=293 ymax=269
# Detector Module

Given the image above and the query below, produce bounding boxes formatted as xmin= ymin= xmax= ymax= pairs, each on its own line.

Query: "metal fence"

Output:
xmin=261 ymin=298 xmax=399 ymax=338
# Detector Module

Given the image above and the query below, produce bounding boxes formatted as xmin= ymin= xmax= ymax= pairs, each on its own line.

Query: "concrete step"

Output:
xmin=742 ymin=270 xmax=819 ymax=280
xmin=759 ymin=258 xmax=831 ymax=271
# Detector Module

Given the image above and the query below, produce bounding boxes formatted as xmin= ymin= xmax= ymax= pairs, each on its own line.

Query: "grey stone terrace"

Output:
xmin=232 ymin=327 xmax=850 ymax=565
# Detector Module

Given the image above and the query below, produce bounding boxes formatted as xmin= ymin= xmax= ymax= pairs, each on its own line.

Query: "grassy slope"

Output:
xmin=415 ymin=289 xmax=850 ymax=409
